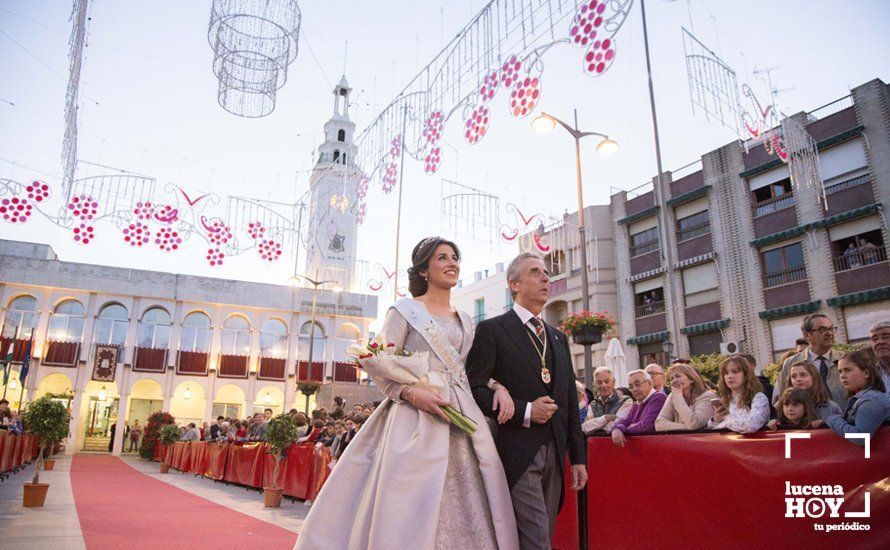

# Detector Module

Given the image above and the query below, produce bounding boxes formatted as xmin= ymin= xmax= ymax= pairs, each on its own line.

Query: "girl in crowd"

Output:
xmin=825 ymin=348 xmax=890 ymax=446
xmin=708 ymin=355 xmax=770 ymax=433
xmin=773 ymin=361 xmax=842 ymax=427
xmin=769 ymin=388 xmax=817 ymax=430
xmin=656 ymin=363 xmax=716 ymax=431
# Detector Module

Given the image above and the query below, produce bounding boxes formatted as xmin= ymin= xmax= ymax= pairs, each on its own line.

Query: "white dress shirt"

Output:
xmin=513 ymin=302 xmax=545 ymax=428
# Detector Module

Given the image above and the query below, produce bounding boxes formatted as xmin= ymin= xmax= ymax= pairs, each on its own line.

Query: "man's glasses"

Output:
xmin=809 ymin=326 xmax=837 ymax=335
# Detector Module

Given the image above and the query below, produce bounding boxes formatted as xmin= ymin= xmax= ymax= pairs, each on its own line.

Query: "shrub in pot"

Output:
xmin=157 ymin=424 xmax=181 ymax=473
xmin=263 ymin=413 xmax=299 ymax=507
xmin=22 ymin=396 xmax=71 ymax=507
xmin=140 ymin=411 xmax=176 ymax=460
xmin=559 ymin=310 xmax=615 ymax=346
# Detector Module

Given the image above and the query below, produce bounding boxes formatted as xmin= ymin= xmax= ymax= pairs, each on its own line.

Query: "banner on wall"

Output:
xmin=91 ymin=345 xmax=118 ymax=381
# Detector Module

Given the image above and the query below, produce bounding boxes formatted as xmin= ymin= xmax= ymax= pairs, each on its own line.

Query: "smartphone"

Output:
xmin=710 ymin=398 xmax=725 ymax=410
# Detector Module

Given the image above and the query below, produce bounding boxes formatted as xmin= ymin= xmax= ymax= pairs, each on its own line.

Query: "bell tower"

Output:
xmin=304 ymin=75 xmax=361 ymax=290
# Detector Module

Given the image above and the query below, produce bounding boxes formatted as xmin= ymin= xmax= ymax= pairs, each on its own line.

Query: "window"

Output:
xmin=180 ymin=311 xmax=211 ymax=353
xmin=259 ymin=319 xmax=288 ymax=358
xmin=332 ymin=150 xmax=340 ymax=163
xmin=634 ymin=287 xmax=664 ymax=317
xmin=137 ymin=307 xmax=172 ymax=349
xmin=94 ymin=303 xmax=129 ymax=347
xmin=761 ymin=243 xmax=806 ymax=287
xmin=752 ymin=178 xmax=795 ymax=217
xmin=831 ymin=229 xmax=886 ymax=271
xmin=629 ymin=227 xmax=660 ymax=257
xmin=48 ymin=300 xmax=85 ymax=342
xmin=220 ymin=315 xmax=251 ymax=356
xmin=682 ymin=263 xmax=720 ymax=307
xmin=2 ymin=295 xmax=38 ymax=339
xmin=474 ymin=298 xmax=485 ymax=323
xmin=688 ymin=332 xmax=722 ymax=356
xmin=298 ymin=321 xmax=325 ymax=362
xmin=543 ymin=250 xmax=566 ymax=277
xmin=676 ymin=210 xmax=711 ymax=242
xmin=337 ymin=129 xmax=345 ymax=142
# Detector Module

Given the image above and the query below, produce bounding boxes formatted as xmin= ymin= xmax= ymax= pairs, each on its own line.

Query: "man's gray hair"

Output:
xmin=626 ymin=369 xmax=652 ymax=382
xmin=593 ymin=366 xmax=614 ymax=378
xmin=801 ymin=313 xmax=830 ymax=333
xmin=870 ymin=321 xmax=890 ymax=333
xmin=506 ymin=252 xmax=543 ymax=298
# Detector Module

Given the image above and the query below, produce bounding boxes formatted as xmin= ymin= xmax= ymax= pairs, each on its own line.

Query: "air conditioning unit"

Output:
xmin=720 ymin=341 xmax=740 ymax=355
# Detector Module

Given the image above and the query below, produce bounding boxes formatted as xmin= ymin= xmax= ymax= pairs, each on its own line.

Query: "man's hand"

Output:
xmin=492 ymin=386 xmax=515 ymax=424
xmin=570 ymin=464 xmax=587 ymax=491
xmin=611 ymin=429 xmax=626 ymax=447
xmin=530 ymin=396 xmax=558 ymax=424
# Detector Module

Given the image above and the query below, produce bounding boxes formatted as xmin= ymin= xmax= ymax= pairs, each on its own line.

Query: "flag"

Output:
xmin=1 ymin=339 xmax=11 ymax=386
xmin=19 ymin=337 xmax=33 ymax=383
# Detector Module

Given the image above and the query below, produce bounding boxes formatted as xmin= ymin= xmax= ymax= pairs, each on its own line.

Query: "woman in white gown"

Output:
xmin=294 ymin=237 xmax=519 ymax=550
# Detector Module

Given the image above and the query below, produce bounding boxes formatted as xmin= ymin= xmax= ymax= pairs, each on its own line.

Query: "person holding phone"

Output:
xmin=707 ymin=355 xmax=770 ymax=434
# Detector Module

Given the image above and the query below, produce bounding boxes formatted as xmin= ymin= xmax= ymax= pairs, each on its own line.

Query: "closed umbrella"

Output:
xmin=604 ymin=337 xmax=627 ymax=387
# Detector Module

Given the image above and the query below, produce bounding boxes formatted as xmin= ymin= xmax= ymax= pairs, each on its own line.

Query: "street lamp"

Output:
xmin=290 ymin=270 xmax=343 ymax=412
xmin=531 ymin=109 xmax=619 ymax=393
xmin=661 ymin=339 xmax=675 ymax=363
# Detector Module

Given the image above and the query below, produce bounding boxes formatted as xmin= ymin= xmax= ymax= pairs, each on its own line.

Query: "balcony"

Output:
xmin=133 ymin=347 xmax=167 ymax=372
xmin=258 ymin=357 xmax=286 ymax=380
xmin=684 ymin=290 xmax=722 ymax=327
xmin=332 ymin=361 xmax=358 ymax=383
xmin=677 ymin=233 xmax=713 ymax=261
xmin=297 ymin=360 xmax=325 ymax=382
xmin=824 ymin=174 xmax=875 ymax=217
xmin=634 ymin=301 xmax=667 ymax=336
xmin=43 ymin=340 xmax=81 ymax=367
xmin=762 ymin=267 xmax=811 ymax=310
xmin=218 ymin=354 xmax=249 ymax=378
xmin=763 ymin=267 xmax=807 ymax=288
xmin=630 ymin=241 xmax=660 ymax=258
xmin=833 ymin=246 xmax=890 ymax=295
xmin=635 ymin=301 xmax=666 ymax=318
xmin=177 ymin=350 xmax=209 ymax=375
xmin=0 ymin=336 xmax=31 ymax=363
xmin=752 ymin=193 xmax=796 ymax=218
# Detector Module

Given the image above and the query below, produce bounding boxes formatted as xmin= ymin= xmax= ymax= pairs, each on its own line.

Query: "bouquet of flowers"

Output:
xmin=347 ymin=333 xmax=477 ymax=436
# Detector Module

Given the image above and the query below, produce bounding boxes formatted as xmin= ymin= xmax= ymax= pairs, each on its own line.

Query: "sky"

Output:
xmin=1 ymin=0 xmax=888 ymax=316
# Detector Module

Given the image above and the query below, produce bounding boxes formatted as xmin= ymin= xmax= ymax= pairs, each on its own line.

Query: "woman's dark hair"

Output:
xmin=776 ymin=387 xmax=816 ymax=428
xmin=841 ymin=347 xmax=886 ymax=395
xmin=407 ymin=236 xmax=461 ymax=297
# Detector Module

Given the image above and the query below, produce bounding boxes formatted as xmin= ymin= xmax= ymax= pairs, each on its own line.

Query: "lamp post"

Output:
xmin=532 ymin=109 xmax=618 ymax=392
xmin=532 ymin=109 xmax=617 ymax=550
xmin=290 ymin=270 xmax=342 ymax=413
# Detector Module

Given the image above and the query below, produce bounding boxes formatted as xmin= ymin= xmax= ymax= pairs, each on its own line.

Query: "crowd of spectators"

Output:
xmin=579 ymin=317 xmax=890 ymax=448
xmin=0 ymin=399 xmax=24 ymax=435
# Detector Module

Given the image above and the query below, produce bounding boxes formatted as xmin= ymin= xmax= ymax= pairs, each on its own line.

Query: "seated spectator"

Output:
xmin=825 ymin=348 xmax=890 ymax=446
xmin=581 ymin=367 xmax=632 ymax=434
xmin=610 ymin=370 xmax=668 ymax=447
xmin=870 ymin=321 xmax=890 ymax=398
xmin=645 ymin=363 xmax=669 ymax=394
xmin=656 ymin=363 xmax=716 ymax=431
xmin=248 ymin=413 xmax=267 ymax=441
xmin=294 ymin=413 xmax=309 ymax=438
xmin=769 ymin=388 xmax=818 ymax=430
xmin=774 ymin=361 xmax=843 ymax=425
xmin=299 ymin=420 xmax=325 ymax=444
xmin=180 ymin=422 xmax=200 ymax=441
xmin=708 ymin=355 xmax=770 ymax=434
xmin=234 ymin=420 xmax=248 ymax=440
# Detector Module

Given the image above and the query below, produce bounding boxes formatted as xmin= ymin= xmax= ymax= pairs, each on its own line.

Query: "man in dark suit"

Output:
xmin=466 ymin=252 xmax=587 ymax=550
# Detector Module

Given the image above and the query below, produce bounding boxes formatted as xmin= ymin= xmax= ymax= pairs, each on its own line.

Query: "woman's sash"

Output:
xmin=393 ymin=300 xmax=471 ymax=394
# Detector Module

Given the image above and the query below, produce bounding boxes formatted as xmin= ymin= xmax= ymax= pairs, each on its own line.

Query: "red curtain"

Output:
xmin=218 ymin=354 xmax=249 ymax=378
xmin=258 ymin=357 xmax=286 ymax=380
xmin=552 ymin=428 xmax=890 ymax=549
xmin=333 ymin=361 xmax=357 ymax=383
xmin=297 ymin=361 xmax=324 ymax=382
xmin=43 ymin=341 xmax=80 ymax=366
xmin=0 ymin=337 xmax=30 ymax=362
xmin=134 ymin=347 xmax=167 ymax=372
xmin=177 ymin=351 xmax=209 ymax=374
xmin=0 ymin=431 xmax=11 ymax=473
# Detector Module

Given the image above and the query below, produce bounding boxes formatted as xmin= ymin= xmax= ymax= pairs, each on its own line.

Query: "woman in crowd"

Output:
xmin=293 ymin=413 xmax=309 ymax=438
xmin=825 ymin=348 xmax=890 ymax=446
xmin=656 ymin=363 xmax=716 ymax=431
xmin=769 ymin=388 xmax=817 ymax=430
xmin=234 ymin=420 xmax=248 ymax=440
xmin=708 ymin=355 xmax=770 ymax=433
xmin=773 ymin=361 xmax=842 ymax=426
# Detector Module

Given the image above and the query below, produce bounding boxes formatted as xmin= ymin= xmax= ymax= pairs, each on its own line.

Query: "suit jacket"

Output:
xmin=466 ymin=309 xmax=586 ymax=505
xmin=774 ymin=348 xmax=846 ymax=409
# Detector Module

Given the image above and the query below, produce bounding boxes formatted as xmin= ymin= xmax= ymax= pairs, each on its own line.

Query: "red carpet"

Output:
xmin=70 ymin=455 xmax=297 ymax=549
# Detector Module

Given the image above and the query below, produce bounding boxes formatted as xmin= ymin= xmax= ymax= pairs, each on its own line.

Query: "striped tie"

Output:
xmin=529 ymin=316 xmax=545 ymax=343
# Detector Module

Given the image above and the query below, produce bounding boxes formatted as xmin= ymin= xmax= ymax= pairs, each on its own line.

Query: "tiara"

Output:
xmin=417 ymin=236 xmax=442 ymax=251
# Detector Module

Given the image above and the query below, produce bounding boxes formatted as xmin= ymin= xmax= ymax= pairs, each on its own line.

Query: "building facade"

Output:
xmin=0 ymin=240 xmax=377 ymax=455
xmin=611 ymin=78 xmax=890 ymax=369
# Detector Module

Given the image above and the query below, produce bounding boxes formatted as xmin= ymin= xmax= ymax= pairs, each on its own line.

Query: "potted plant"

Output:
xmin=22 ymin=396 xmax=71 ymax=507
xmin=157 ymin=424 xmax=181 ymax=474
xmin=263 ymin=413 xmax=299 ymax=507
xmin=297 ymin=381 xmax=321 ymax=414
xmin=140 ymin=411 xmax=175 ymax=461
xmin=559 ymin=310 xmax=615 ymax=346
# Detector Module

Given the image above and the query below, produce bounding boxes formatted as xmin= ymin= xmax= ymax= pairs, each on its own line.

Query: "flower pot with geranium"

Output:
xmin=559 ymin=310 xmax=615 ymax=346
xmin=263 ymin=413 xmax=300 ymax=507
xmin=22 ymin=396 xmax=71 ymax=507
xmin=158 ymin=424 xmax=181 ymax=473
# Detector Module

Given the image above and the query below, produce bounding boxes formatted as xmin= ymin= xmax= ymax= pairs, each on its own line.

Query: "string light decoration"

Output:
xmin=208 ymin=0 xmax=302 ymax=118
xmin=440 ymin=179 xmax=501 ymax=245
xmin=352 ymin=0 xmax=634 ymax=215
xmin=62 ymin=0 xmax=90 ymax=195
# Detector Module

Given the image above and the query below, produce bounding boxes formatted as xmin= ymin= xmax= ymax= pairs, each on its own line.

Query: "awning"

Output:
xmin=618 ymin=205 xmax=659 ymax=226
xmin=666 ymin=185 xmax=710 ymax=208
xmin=627 ymin=266 xmax=666 ymax=283
xmin=626 ymin=330 xmax=669 ymax=346
xmin=758 ymin=300 xmax=821 ymax=321
xmin=826 ymin=286 xmax=890 ymax=308
xmin=674 ymin=252 xmax=716 ymax=269
xmin=680 ymin=318 xmax=730 ymax=335
xmin=749 ymin=226 xmax=808 ymax=248
xmin=816 ymin=126 xmax=865 ymax=150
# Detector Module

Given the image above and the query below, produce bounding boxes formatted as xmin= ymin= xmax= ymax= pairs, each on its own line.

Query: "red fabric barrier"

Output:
xmin=203 ymin=442 xmax=228 ymax=480
xmin=10 ymin=435 xmax=22 ymax=469
xmin=260 ymin=443 xmax=330 ymax=499
xmin=14 ymin=435 xmax=28 ymax=466
xmin=189 ymin=442 xmax=209 ymax=475
xmin=0 ymin=431 xmax=10 ymax=473
xmin=553 ymin=428 xmax=889 ymax=549
xmin=223 ymin=443 xmax=265 ymax=488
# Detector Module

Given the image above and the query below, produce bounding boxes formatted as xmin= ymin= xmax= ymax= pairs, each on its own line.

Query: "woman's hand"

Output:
xmin=766 ymin=419 xmax=778 ymax=431
xmin=402 ymin=386 xmax=451 ymax=423
xmin=712 ymin=405 xmax=728 ymax=422
xmin=493 ymin=386 xmax=515 ymax=424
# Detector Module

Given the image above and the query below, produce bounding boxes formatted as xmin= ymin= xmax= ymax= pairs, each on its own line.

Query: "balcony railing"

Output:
xmin=825 ymin=172 xmax=871 ymax=196
xmin=832 ymin=246 xmax=887 ymax=272
xmin=684 ymin=288 xmax=721 ymax=308
xmin=635 ymin=301 xmax=666 ymax=318
xmin=630 ymin=241 xmax=660 ymax=257
xmin=43 ymin=340 xmax=81 ymax=366
xmin=133 ymin=347 xmax=167 ymax=372
xmin=763 ymin=266 xmax=807 ymax=288
xmin=677 ymin=222 xmax=711 ymax=242
xmin=753 ymin=194 xmax=796 ymax=217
